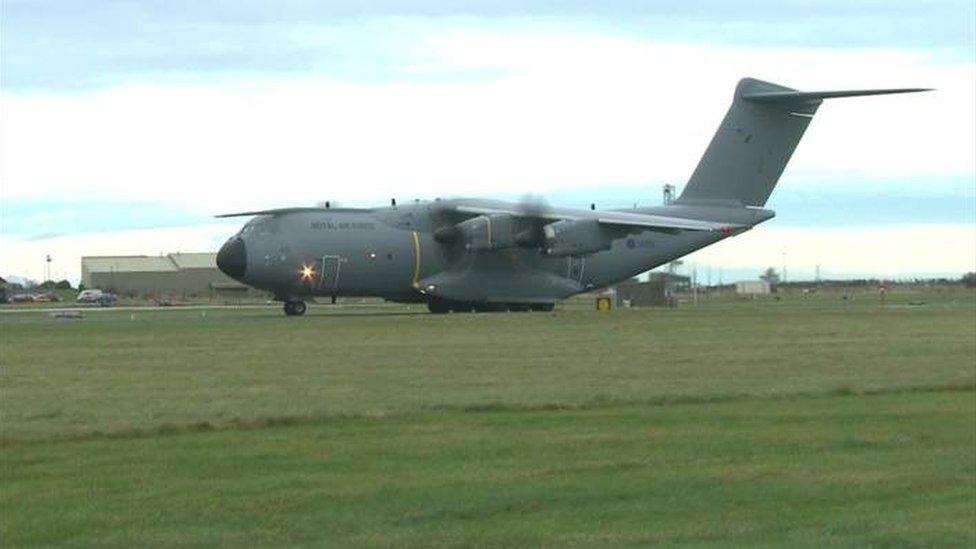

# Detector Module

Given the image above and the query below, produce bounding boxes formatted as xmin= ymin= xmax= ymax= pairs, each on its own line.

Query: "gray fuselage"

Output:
xmin=218 ymin=199 xmax=773 ymax=304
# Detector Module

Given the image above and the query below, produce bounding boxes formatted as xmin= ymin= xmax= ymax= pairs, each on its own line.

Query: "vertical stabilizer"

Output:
xmin=676 ymin=78 xmax=930 ymax=207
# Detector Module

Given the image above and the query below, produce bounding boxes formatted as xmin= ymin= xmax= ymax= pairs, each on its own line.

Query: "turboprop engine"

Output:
xmin=435 ymin=215 xmax=616 ymax=256
xmin=542 ymin=219 xmax=614 ymax=257
xmin=456 ymin=214 xmax=517 ymax=252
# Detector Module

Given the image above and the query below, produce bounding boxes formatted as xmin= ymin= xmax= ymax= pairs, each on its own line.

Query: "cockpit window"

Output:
xmin=239 ymin=216 xmax=278 ymax=237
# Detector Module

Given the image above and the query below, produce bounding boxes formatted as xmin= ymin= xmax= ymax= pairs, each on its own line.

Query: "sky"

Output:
xmin=2 ymin=0 xmax=975 ymax=284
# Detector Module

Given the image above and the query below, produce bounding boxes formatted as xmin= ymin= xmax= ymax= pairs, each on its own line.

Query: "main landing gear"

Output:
xmin=284 ymin=300 xmax=307 ymax=316
xmin=427 ymin=299 xmax=554 ymax=314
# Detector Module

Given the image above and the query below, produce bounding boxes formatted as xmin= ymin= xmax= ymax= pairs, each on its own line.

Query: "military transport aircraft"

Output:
xmin=216 ymin=77 xmax=928 ymax=315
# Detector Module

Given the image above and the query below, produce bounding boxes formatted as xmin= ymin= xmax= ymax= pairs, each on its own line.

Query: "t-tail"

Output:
xmin=676 ymin=77 xmax=931 ymax=207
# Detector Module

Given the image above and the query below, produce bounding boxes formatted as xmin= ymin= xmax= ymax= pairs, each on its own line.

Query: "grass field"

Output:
xmin=2 ymin=289 xmax=974 ymax=546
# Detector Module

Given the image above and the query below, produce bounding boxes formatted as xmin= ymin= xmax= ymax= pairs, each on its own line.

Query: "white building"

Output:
xmin=734 ymin=280 xmax=772 ymax=295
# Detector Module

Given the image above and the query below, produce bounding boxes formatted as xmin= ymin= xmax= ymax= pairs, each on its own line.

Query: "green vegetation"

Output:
xmin=2 ymin=291 xmax=974 ymax=546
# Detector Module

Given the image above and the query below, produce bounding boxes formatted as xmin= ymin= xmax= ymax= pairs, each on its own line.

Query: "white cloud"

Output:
xmin=682 ymin=223 xmax=976 ymax=279
xmin=2 ymin=32 xmax=972 ymax=214
xmin=1 ymin=26 xmax=973 ymax=282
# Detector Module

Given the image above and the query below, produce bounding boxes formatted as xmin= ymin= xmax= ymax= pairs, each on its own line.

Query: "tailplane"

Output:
xmin=676 ymin=78 xmax=930 ymax=207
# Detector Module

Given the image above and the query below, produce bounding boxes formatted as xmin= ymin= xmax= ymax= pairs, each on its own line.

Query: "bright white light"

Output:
xmin=299 ymin=264 xmax=317 ymax=281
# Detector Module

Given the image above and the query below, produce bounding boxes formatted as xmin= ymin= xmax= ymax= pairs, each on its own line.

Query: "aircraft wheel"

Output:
xmin=427 ymin=299 xmax=451 ymax=314
xmin=530 ymin=303 xmax=555 ymax=312
xmin=284 ymin=300 xmax=307 ymax=316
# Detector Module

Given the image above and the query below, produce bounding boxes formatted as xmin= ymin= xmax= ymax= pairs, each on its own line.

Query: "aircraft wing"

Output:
xmin=215 ymin=207 xmax=373 ymax=218
xmin=450 ymin=202 xmax=737 ymax=233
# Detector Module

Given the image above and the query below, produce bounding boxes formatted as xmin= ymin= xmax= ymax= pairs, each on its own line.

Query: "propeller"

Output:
xmin=514 ymin=194 xmax=551 ymax=248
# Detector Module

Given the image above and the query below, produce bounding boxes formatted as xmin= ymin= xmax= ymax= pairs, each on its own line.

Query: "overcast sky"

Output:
xmin=2 ymin=0 xmax=974 ymax=282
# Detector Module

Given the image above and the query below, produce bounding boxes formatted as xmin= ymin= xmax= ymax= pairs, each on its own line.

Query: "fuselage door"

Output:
xmin=318 ymin=255 xmax=343 ymax=292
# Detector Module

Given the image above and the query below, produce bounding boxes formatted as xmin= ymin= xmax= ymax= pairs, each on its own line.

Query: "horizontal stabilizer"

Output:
xmin=742 ymin=87 xmax=932 ymax=103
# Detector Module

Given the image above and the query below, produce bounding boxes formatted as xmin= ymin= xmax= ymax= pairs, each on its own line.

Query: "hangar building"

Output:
xmin=81 ymin=253 xmax=257 ymax=300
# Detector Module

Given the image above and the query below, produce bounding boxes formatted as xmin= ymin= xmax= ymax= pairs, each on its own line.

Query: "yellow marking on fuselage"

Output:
xmin=412 ymin=231 xmax=421 ymax=288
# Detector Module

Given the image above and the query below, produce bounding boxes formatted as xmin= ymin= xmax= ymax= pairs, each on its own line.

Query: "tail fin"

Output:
xmin=676 ymin=78 xmax=930 ymax=207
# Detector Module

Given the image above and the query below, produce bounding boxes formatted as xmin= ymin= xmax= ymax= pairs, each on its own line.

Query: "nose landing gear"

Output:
xmin=284 ymin=300 xmax=307 ymax=316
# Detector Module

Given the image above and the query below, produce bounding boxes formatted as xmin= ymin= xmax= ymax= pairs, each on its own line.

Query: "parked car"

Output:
xmin=95 ymin=292 xmax=118 ymax=307
xmin=10 ymin=293 xmax=34 ymax=303
xmin=77 ymin=289 xmax=104 ymax=303
xmin=33 ymin=292 xmax=62 ymax=302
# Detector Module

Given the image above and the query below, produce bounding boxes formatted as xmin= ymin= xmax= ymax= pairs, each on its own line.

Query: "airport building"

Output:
xmin=615 ymin=273 xmax=691 ymax=307
xmin=734 ymin=280 xmax=772 ymax=295
xmin=81 ymin=253 xmax=258 ymax=300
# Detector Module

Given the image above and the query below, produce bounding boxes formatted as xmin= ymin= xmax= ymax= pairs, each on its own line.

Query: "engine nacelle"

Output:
xmin=543 ymin=219 xmax=614 ymax=256
xmin=457 ymin=214 xmax=516 ymax=252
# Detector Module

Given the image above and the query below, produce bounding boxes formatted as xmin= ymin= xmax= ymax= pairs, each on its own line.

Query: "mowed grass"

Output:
xmin=4 ymin=392 xmax=974 ymax=546
xmin=2 ymin=291 xmax=974 ymax=441
xmin=1 ymin=290 xmax=975 ymax=545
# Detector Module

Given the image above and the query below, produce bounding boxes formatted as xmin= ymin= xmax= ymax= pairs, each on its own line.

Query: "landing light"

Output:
xmin=299 ymin=264 xmax=317 ymax=281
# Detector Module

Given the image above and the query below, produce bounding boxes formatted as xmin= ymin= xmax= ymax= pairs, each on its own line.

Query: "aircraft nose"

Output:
xmin=216 ymin=237 xmax=247 ymax=280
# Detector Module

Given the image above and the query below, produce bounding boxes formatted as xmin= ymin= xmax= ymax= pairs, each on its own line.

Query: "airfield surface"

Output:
xmin=2 ymin=290 xmax=974 ymax=546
